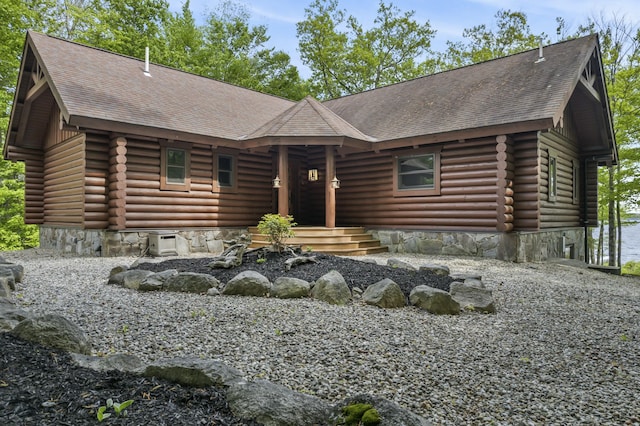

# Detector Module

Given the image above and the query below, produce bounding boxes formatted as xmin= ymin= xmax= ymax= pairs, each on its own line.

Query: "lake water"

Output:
xmin=594 ymin=221 xmax=640 ymax=264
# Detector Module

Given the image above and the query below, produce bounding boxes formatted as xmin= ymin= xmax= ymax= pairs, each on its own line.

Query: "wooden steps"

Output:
xmin=248 ymin=226 xmax=388 ymax=256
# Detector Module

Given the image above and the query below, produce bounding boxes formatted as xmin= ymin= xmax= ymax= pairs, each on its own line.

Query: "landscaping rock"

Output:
xmin=164 ymin=272 xmax=220 ymax=293
xmin=139 ymin=269 xmax=179 ymax=291
xmin=71 ymin=353 xmax=145 ymax=374
xmin=271 ymin=276 xmax=310 ymax=299
xmin=11 ymin=313 xmax=92 ymax=355
xmin=223 ymin=270 xmax=271 ymax=297
xmin=418 ymin=263 xmax=450 ymax=276
xmin=311 ymin=270 xmax=351 ymax=305
xmin=0 ymin=298 xmax=31 ymax=330
xmin=226 ymin=379 xmax=332 ymax=426
xmin=0 ymin=263 xmax=24 ymax=284
xmin=0 ymin=268 xmax=16 ymax=292
xmin=409 ymin=285 xmax=460 ymax=315
xmin=450 ymin=273 xmax=482 ymax=282
xmin=362 ymin=278 xmax=406 ymax=308
xmin=335 ymin=394 xmax=431 ymax=426
xmin=450 ymin=281 xmax=495 ymax=313
xmin=144 ymin=357 xmax=245 ymax=388
xmin=108 ymin=264 xmax=129 ymax=278
xmin=122 ymin=269 xmax=155 ymax=290
xmin=208 ymin=243 xmax=246 ymax=269
xmin=0 ymin=278 xmax=12 ymax=298
xmin=387 ymin=258 xmax=418 ymax=272
xmin=107 ymin=271 xmax=126 ymax=285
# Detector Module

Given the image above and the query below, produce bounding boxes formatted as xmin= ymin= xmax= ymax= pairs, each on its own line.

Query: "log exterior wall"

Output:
xmin=336 ymin=136 xmax=508 ymax=231
xmin=85 ymin=134 xmax=110 ymax=229
xmin=511 ymin=133 xmax=541 ymax=230
xmin=539 ymin=130 xmax=581 ymax=228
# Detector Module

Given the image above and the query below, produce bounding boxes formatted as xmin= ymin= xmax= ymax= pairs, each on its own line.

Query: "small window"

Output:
xmin=392 ymin=148 xmax=441 ymax=196
xmin=213 ymin=151 xmax=237 ymax=192
xmin=160 ymin=142 xmax=191 ymax=191
xmin=572 ymin=159 xmax=579 ymax=205
xmin=548 ymin=150 xmax=557 ymax=202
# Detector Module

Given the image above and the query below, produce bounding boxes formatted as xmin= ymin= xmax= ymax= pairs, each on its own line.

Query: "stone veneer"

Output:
xmin=369 ymin=228 xmax=586 ymax=263
xmin=39 ymin=227 xmax=250 ymax=257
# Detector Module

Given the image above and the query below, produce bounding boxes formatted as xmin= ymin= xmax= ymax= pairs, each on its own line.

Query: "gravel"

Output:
xmin=3 ymin=249 xmax=640 ymax=425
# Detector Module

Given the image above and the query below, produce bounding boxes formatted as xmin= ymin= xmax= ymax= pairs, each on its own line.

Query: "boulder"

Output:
xmin=334 ymin=394 xmax=430 ymax=426
xmin=0 ymin=298 xmax=31 ymax=330
xmin=139 ymin=269 xmax=179 ymax=292
xmin=450 ymin=273 xmax=482 ymax=282
xmin=11 ymin=313 xmax=92 ymax=355
xmin=362 ymin=279 xmax=406 ymax=308
xmin=222 ymin=271 xmax=271 ymax=297
xmin=0 ymin=268 xmax=16 ymax=292
xmin=208 ymin=243 xmax=246 ymax=269
xmin=226 ymin=379 xmax=332 ymax=426
xmin=108 ymin=264 xmax=129 ymax=278
xmin=271 ymin=277 xmax=310 ymax=299
xmin=418 ymin=263 xmax=450 ymax=276
xmin=409 ymin=285 xmax=460 ymax=315
xmin=107 ymin=271 xmax=126 ymax=286
xmin=144 ymin=357 xmax=244 ymax=388
xmin=0 ymin=263 xmax=24 ymax=284
xmin=450 ymin=281 xmax=495 ymax=313
xmin=164 ymin=272 xmax=220 ymax=293
xmin=386 ymin=258 xmax=417 ymax=271
xmin=122 ymin=269 xmax=155 ymax=290
xmin=311 ymin=270 xmax=351 ymax=305
xmin=71 ymin=353 xmax=145 ymax=374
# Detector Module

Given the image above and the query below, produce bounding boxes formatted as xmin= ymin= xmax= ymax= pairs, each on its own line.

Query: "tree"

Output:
xmin=297 ymin=0 xmax=435 ymax=99
xmin=577 ymin=15 xmax=640 ymax=267
xmin=441 ymin=9 xmax=548 ymax=68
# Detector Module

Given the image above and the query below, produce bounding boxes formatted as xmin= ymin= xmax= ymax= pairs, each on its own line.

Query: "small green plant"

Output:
xmin=97 ymin=398 xmax=134 ymax=421
xmin=340 ymin=402 xmax=381 ymax=425
xmin=620 ymin=334 xmax=629 ymax=342
xmin=622 ymin=260 xmax=640 ymax=276
xmin=256 ymin=257 xmax=267 ymax=264
xmin=190 ymin=309 xmax=206 ymax=318
xmin=304 ymin=245 xmax=313 ymax=252
xmin=257 ymin=214 xmax=297 ymax=253
xmin=119 ymin=324 xmax=129 ymax=334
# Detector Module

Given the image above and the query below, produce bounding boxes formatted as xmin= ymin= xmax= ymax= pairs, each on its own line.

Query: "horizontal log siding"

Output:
xmin=43 ymin=135 xmax=85 ymax=225
xmin=584 ymin=160 xmax=599 ymax=225
xmin=512 ymin=133 xmax=540 ymax=230
xmin=539 ymin=130 xmax=581 ymax=228
xmin=84 ymin=134 xmax=110 ymax=228
xmin=124 ymin=140 xmax=273 ymax=228
xmin=336 ymin=138 xmax=502 ymax=231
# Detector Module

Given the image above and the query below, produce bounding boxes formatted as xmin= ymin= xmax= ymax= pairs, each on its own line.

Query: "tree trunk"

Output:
xmin=598 ymin=222 xmax=604 ymax=265
xmin=608 ymin=165 xmax=616 ymax=267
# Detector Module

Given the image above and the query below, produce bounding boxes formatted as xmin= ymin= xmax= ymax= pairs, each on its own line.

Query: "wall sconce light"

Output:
xmin=308 ymin=169 xmax=318 ymax=182
xmin=272 ymin=175 xmax=281 ymax=188
xmin=331 ymin=176 xmax=340 ymax=189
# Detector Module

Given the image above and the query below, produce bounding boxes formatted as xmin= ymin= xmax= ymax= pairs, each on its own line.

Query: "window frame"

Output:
xmin=392 ymin=147 xmax=441 ymax=197
xmin=572 ymin=159 xmax=580 ymax=205
xmin=548 ymin=148 xmax=558 ymax=203
xmin=213 ymin=149 xmax=238 ymax=193
xmin=160 ymin=141 xmax=191 ymax=192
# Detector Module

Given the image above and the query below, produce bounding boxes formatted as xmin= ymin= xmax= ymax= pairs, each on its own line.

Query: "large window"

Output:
xmin=393 ymin=148 xmax=441 ymax=196
xmin=548 ymin=149 xmax=557 ymax=202
xmin=213 ymin=151 xmax=237 ymax=192
xmin=160 ymin=142 xmax=191 ymax=191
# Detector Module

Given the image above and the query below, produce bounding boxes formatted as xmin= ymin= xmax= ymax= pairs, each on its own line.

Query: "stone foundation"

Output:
xmin=369 ymin=228 xmax=586 ymax=262
xmin=39 ymin=227 xmax=250 ymax=257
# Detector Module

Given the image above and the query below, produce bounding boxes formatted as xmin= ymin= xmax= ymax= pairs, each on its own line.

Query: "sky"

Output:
xmin=167 ymin=0 xmax=640 ymax=76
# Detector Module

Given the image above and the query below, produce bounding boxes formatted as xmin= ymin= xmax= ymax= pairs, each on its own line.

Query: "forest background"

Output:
xmin=1 ymin=0 xmax=638 ymax=270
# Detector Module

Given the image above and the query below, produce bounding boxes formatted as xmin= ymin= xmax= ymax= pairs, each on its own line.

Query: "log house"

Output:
xmin=3 ymin=32 xmax=617 ymax=261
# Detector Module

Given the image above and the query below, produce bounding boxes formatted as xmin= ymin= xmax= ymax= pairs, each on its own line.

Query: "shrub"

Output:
xmin=622 ymin=260 xmax=640 ymax=276
xmin=257 ymin=214 xmax=296 ymax=253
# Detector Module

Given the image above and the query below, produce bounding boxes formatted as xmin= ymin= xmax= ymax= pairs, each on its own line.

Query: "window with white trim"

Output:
xmin=548 ymin=150 xmax=557 ymax=202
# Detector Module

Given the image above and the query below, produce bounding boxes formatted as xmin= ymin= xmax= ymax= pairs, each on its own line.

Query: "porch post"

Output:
xmin=278 ymin=145 xmax=289 ymax=217
xmin=325 ymin=145 xmax=336 ymax=228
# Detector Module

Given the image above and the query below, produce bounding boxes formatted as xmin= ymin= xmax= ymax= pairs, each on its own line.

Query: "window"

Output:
xmin=548 ymin=150 xmax=557 ymax=202
xmin=213 ymin=151 xmax=237 ymax=192
xmin=572 ymin=159 xmax=579 ymax=205
xmin=392 ymin=148 xmax=441 ymax=196
xmin=160 ymin=142 xmax=191 ymax=191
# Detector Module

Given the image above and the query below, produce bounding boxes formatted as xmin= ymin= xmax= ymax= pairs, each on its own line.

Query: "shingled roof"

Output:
xmin=9 ymin=31 xmax=295 ymax=146
xmin=324 ymin=35 xmax=611 ymax=146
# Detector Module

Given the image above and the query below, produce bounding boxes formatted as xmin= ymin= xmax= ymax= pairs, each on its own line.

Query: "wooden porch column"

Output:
xmin=278 ymin=145 xmax=289 ymax=217
xmin=325 ymin=145 xmax=336 ymax=228
xmin=108 ymin=136 xmax=127 ymax=230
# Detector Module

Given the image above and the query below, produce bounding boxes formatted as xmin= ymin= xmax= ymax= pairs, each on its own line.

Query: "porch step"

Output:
xmin=248 ymin=226 xmax=388 ymax=256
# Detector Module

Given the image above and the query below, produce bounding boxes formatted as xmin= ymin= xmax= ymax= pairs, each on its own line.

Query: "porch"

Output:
xmin=248 ymin=226 xmax=388 ymax=256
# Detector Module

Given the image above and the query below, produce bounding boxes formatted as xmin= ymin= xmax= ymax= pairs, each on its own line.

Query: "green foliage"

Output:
xmin=257 ymin=214 xmax=296 ymax=253
xmin=97 ymin=398 xmax=134 ymax=421
xmin=340 ymin=403 xmax=381 ymax=425
xmin=622 ymin=260 xmax=640 ymax=276
xmin=0 ymin=156 xmax=39 ymax=250
xmin=297 ymin=0 xmax=435 ymax=99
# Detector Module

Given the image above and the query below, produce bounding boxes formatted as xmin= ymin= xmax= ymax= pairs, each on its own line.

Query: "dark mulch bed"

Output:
xmin=0 ymin=332 xmax=259 ymax=426
xmin=135 ymin=251 xmax=454 ymax=295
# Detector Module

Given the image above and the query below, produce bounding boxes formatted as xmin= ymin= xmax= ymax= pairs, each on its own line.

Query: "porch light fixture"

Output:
xmin=308 ymin=169 xmax=319 ymax=182
xmin=331 ymin=176 xmax=340 ymax=189
xmin=272 ymin=175 xmax=281 ymax=188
